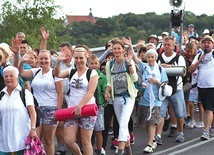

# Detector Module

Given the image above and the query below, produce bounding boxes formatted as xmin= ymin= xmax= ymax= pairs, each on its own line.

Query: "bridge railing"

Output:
xmin=90 ymin=45 xmax=136 ymax=57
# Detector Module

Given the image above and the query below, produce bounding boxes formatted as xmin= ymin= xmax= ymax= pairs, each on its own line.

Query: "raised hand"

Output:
xmin=125 ymin=53 xmax=133 ymax=63
xmin=122 ymin=36 xmax=132 ymax=46
xmin=10 ymin=38 xmax=21 ymax=54
xmin=127 ymin=50 xmax=134 ymax=59
xmin=40 ymin=27 xmax=49 ymax=40
xmin=58 ymin=50 xmax=69 ymax=62
xmin=21 ymin=53 xmax=30 ymax=63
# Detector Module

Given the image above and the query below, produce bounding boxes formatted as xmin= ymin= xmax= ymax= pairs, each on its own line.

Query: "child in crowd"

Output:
xmin=100 ymin=52 xmax=114 ymax=73
xmin=88 ymin=54 xmax=108 ymax=155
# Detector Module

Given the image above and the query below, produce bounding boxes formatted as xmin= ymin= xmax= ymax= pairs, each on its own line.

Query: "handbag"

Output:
xmin=24 ymin=136 xmax=46 ymax=155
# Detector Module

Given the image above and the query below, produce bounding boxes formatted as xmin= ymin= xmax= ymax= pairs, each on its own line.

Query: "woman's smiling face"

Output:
xmin=112 ymin=43 xmax=125 ymax=58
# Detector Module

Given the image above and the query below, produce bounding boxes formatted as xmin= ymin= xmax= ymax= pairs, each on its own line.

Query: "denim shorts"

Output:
xmin=188 ymin=93 xmax=200 ymax=103
xmin=40 ymin=106 xmax=59 ymax=126
xmin=94 ymin=106 xmax=105 ymax=131
xmin=161 ymin=89 xmax=186 ymax=118
xmin=64 ymin=116 xmax=97 ymax=130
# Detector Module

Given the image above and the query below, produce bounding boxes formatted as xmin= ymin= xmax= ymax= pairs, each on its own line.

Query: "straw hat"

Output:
xmin=0 ymin=43 xmax=13 ymax=56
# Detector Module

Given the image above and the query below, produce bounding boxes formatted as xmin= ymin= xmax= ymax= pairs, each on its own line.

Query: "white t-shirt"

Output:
xmin=0 ymin=85 xmax=34 ymax=152
xmin=192 ymin=50 xmax=214 ymax=88
xmin=66 ymin=68 xmax=98 ymax=107
xmin=31 ymin=68 xmax=63 ymax=107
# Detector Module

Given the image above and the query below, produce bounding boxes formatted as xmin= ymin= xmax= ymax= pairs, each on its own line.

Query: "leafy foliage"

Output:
xmin=0 ymin=0 xmax=64 ymax=50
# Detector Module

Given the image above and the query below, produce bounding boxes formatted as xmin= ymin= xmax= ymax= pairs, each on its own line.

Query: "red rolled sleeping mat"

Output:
xmin=55 ymin=104 xmax=98 ymax=121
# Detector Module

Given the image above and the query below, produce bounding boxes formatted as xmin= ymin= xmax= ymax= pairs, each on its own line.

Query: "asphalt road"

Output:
xmin=55 ymin=108 xmax=214 ymax=155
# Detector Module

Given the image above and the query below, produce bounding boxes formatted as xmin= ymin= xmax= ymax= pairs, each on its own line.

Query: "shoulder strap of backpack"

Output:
xmin=159 ymin=66 xmax=162 ymax=73
xmin=69 ymin=69 xmax=77 ymax=81
xmin=124 ymin=61 xmax=130 ymax=73
xmin=110 ymin=59 xmax=114 ymax=70
xmin=34 ymin=69 xmax=41 ymax=77
xmin=52 ymin=69 xmax=55 ymax=79
xmin=35 ymin=69 xmax=54 ymax=79
xmin=20 ymin=88 xmax=26 ymax=107
xmin=157 ymin=54 xmax=165 ymax=63
xmin=168 ymin=54 xmax=180 ymax=64
xmin=31 ymin=69 xmax=41 ymax=94
xmin=157 ymin=54 xmax=179 ymax=65
xmin=0 ymin=91 xmax=5 ymax=100
xmin=86 ymin=68 xmax=93 ymax=82
xmin=66 ymin=69 xmax=77 ymax=95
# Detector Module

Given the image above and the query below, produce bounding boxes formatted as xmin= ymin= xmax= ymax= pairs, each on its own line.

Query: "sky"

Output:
xmin=56 ymin=0 xmax=214 ymax=18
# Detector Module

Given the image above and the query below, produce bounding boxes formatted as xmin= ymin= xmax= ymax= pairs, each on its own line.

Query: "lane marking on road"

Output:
xmin=167 ymin=138 xmax=214 ymax=155
xmin=152 ymin=137 xmax=214 ymax=155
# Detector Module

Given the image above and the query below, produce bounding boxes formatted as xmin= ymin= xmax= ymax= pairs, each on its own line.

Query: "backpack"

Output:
xmin=0 ymin=88 xmax=42 ymax=128
xmin=97 ymin=71 xmax=108 ymax=107
xmin=109 ymin=60 xmax=142 ymax=91
xmin=157 ymin=54 xmax=181 ymax=95
xmin=134 ymin=63 xmax=144 ymax=101
xmin=67 ymin=68 xmax=100 ymax=106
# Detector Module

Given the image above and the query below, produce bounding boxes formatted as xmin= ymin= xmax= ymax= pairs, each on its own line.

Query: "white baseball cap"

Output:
xmin=203 ymin=29 xmax=210 ymax=35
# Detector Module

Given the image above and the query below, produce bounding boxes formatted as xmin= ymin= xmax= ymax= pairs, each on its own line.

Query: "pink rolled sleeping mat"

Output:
xmin=55 ymin=104 xmax=98 ymax=121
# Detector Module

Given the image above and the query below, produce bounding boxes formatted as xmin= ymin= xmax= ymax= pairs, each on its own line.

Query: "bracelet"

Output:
xmin=31 ymin=127 xmax=36 ymax=130
xmin=128 ymin=64 xmax=132 ymax=67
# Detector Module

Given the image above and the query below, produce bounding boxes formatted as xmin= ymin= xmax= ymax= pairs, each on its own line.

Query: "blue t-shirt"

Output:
xmin=139 ymin=62 xmax=168 ymax=107
xmin=19 ymin=63 xmax=32 ymax=88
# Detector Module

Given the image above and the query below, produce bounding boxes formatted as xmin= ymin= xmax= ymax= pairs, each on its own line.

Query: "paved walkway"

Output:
xmin=54 ymin=107 xmax=213 ymax=155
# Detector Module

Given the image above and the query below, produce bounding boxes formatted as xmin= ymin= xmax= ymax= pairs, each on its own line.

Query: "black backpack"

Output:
xmin=157 ymin=54 xmax=180 ymax=95
xmin=0 ymin=88 xmax=42 ymax=128
xmin=67 ymin=68 xmax=100 ymax=106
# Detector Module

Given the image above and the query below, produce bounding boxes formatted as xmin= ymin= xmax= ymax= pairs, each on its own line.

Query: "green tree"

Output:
xmin=0 ymin=0 xmax=64 ymax=50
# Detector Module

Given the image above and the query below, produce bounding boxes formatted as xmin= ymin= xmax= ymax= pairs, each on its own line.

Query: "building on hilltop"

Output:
xmin=65 ymin=8 xmax=96 ymax=25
